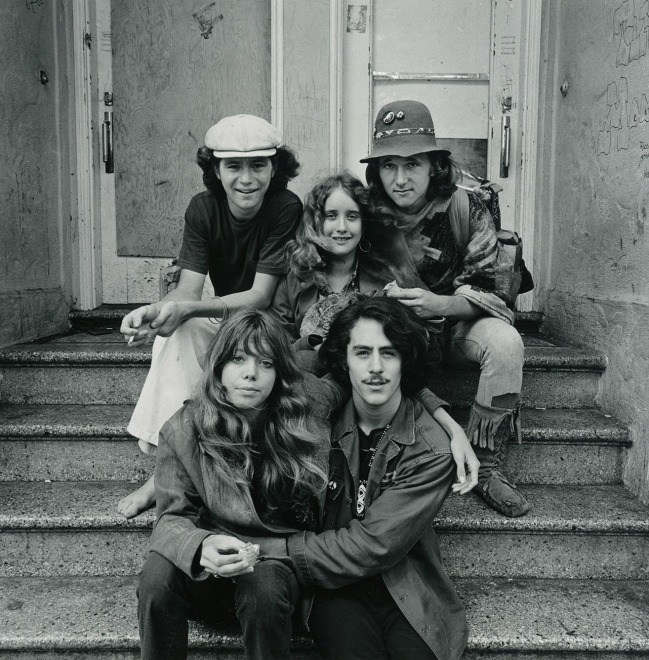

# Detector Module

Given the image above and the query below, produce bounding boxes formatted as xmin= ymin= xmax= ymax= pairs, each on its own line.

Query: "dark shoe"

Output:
xmin=474 ymin=469 xmax=530 ymax=517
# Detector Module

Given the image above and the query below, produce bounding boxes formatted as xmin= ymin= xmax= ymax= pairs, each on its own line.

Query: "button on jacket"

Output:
xmin=287 ymin=396 xmax=468 ymax=660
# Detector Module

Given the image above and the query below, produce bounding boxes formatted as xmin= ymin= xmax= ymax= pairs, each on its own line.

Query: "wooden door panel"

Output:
xmin=113 ymin=0 xmax=271 ymax=257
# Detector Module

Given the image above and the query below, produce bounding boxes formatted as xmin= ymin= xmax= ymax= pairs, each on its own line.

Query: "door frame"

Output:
xmin=339 ymin=0 xmax=543 ymax=311
xmin=71 ymin=0 xmax=101 ymax=310
xmin=71 ymin=0 xmax=541 ymax=309
xmin=518 ymin=0 xmax=543 ymax=312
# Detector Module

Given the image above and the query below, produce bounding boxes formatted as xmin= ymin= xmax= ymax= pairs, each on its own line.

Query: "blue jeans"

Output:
xmin=446 ymin=317 xmax=524 ymax=447
xmin=138 ymin=551 xmax=300 ymax=660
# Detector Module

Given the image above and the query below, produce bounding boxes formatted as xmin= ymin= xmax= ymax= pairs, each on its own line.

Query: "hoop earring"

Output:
xmin=359 ymin=236 xmax=371 ymax=253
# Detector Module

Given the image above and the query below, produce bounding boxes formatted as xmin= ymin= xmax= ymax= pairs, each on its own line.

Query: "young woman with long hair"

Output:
xmin=272 ymin=172 xmax=421 ymax=355
xmin=138 ymin=309 xmax=336 ymax=660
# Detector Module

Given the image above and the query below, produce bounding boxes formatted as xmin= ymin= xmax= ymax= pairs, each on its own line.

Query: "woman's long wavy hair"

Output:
xmin=285 ymin=172 xmax=420 ymax=289
xmin=365 ymin=151 xmax=461 ymax=210
xmin=196 ymin=145 xmax=300 ymax=198
xmin=190 ymin=309 xmax=327 ymax=508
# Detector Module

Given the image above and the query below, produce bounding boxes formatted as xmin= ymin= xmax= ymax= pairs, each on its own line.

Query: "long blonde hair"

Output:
xmin=190 ymin=309 xmax=327 ymax=509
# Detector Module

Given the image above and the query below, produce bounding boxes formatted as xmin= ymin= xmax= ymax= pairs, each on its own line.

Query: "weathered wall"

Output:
xmin=537 ymin=0 xmax=649 ymax=502
xmin=0 ymin=1 xmax=72 ymax=347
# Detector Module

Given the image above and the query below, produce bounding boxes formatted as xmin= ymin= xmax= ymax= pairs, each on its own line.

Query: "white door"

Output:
xmin=341 ymin=0 xmax=541 ymax=310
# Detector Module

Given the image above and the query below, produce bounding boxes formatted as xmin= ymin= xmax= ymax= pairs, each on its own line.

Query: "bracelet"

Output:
xmin=208 ymin=295 xmax=229 ymax=325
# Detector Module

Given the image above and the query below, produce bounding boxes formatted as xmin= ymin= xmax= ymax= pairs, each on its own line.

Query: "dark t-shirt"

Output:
xmin=176 ymin=189 xmax=302 ymax=295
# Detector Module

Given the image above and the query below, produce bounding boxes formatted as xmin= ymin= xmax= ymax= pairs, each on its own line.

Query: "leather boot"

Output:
xmin=468 ymin=401 xmax=530 ymax=518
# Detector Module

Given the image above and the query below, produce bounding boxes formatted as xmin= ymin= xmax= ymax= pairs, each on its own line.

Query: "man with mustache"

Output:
xmin=274 ymin=297 xmax=468 ymax=660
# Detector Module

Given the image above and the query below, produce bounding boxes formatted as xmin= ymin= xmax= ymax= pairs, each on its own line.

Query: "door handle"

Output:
xmin=102 ymin=111 xmax=114 ymax=174
xmin=500 ymin=114 xmax=510 ymax=178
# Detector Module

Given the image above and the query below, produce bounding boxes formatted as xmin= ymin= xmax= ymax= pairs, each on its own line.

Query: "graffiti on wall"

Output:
xmin=613 ymin=0 xmax=649 ymax=66
xmin=597 ymin=0 xmax=649 ymax=156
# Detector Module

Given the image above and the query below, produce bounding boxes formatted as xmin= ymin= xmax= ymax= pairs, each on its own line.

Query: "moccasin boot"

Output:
xmin=467 ymin=400 xmax=530 ymax=518
xmin=473 ymin=422 xmax=530 ymax=517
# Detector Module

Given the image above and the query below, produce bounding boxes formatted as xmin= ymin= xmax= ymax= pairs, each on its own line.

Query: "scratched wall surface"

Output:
xmin=538 ymin=0 xmax=649 ymax=503
xmin=113 ymin=0 xmax=271 ymax=257
xmin=0 ymin=1 xmax=70 ymax=348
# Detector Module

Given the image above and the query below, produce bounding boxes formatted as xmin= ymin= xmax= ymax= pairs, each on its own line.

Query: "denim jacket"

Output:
xmin=148 ymin=376 xmax=343 ymax=578
xmin=286 ymin=396 xmax=468 ymax=660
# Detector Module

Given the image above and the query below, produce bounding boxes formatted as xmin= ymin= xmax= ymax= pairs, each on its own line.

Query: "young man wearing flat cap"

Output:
xmin=118 ymin=115 xmax=303 ymax=518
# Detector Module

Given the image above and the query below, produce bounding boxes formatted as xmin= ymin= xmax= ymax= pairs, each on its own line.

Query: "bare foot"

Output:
xmin=118 ymin=475 xmax=155 ymax=518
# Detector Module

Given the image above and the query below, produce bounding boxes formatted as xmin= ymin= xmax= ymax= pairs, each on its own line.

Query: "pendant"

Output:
xmin=357 ymin=481 xmax=367 ymax=518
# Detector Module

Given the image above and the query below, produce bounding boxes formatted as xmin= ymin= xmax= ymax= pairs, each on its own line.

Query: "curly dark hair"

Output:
xmin=319 ymin=296 xmax=430 ymax=397
xmin=196 ymin=145 xmax=300 ymax=198
xmin=285 ymin=172 xmax=421 ymax=289
xmin=365 ymin=151 xmax=461 ymax=208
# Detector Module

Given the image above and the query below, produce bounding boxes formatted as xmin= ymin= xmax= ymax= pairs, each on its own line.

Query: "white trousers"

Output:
xmin=127 ymin=318 xmax=218 ymax=453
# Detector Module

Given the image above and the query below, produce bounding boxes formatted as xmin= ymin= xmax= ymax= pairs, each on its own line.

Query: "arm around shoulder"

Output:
xmin=287 ymin=435 xmax=455 ymax=589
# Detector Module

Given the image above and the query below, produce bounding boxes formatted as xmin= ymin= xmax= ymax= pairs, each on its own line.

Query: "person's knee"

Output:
xmin=235 ymin=561 xmax=298 ymax=622
xmin=485 ymin=323 xmax=524 ymax=368
xmin=138 ymin=552 xmax=185 ymax=606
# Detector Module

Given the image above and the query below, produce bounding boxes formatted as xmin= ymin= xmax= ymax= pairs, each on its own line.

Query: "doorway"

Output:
xmin=340 ymin=0 xmax=541 ymax=310
xmin=83 ymin=0 xmax=540 ymax=309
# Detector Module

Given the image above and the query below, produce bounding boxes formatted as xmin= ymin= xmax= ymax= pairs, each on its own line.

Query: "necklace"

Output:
xmin=356 ymin=424 xmax=390 ymax=520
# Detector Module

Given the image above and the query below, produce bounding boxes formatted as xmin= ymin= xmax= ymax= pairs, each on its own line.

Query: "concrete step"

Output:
xmin=0 ymin=404 xmax=149 ymax=482
xmin=67 ymin=306 xmax=545 ymax=335
xmin=0 ymin=332 xmax=607 ymax=407
xmin=0 ymin=405 xmax=629 ymax=484
xmin=0 ymin=575 xmax=647 ymax=658
xmin=1 ymin=482 xmax=647 ymax=580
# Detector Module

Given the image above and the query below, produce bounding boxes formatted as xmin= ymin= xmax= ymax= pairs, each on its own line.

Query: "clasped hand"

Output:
xmin=200 ymin=535 xmax=255 ymax=578
xmin=120 ymin=301 xmax=184 ymax=346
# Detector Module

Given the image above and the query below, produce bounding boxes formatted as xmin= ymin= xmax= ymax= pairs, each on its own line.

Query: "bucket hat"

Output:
xmin=360 ymin=100 xmax=449 ymax=162
xmin=205 ymin=115 xmax=282 ymax=158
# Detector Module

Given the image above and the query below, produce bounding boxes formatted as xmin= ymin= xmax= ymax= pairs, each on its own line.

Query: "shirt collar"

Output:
xmin=333 ymin=395 xmax=416 ymax=447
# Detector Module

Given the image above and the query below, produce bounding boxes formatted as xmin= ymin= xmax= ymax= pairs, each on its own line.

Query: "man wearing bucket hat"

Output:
xmin=363 ymin=100 xmax=529 ymax=518
xmin=118 ymin=115 xmax=302 ymax=518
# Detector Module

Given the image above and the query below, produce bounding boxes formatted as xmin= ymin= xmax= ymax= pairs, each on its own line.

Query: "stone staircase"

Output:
xmin=0 ymin=308 xmax=648 ymax=659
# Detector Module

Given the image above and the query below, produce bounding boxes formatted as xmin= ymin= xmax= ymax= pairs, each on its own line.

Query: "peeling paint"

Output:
xmin=192 ymin=4 xmax=224 ymax=40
